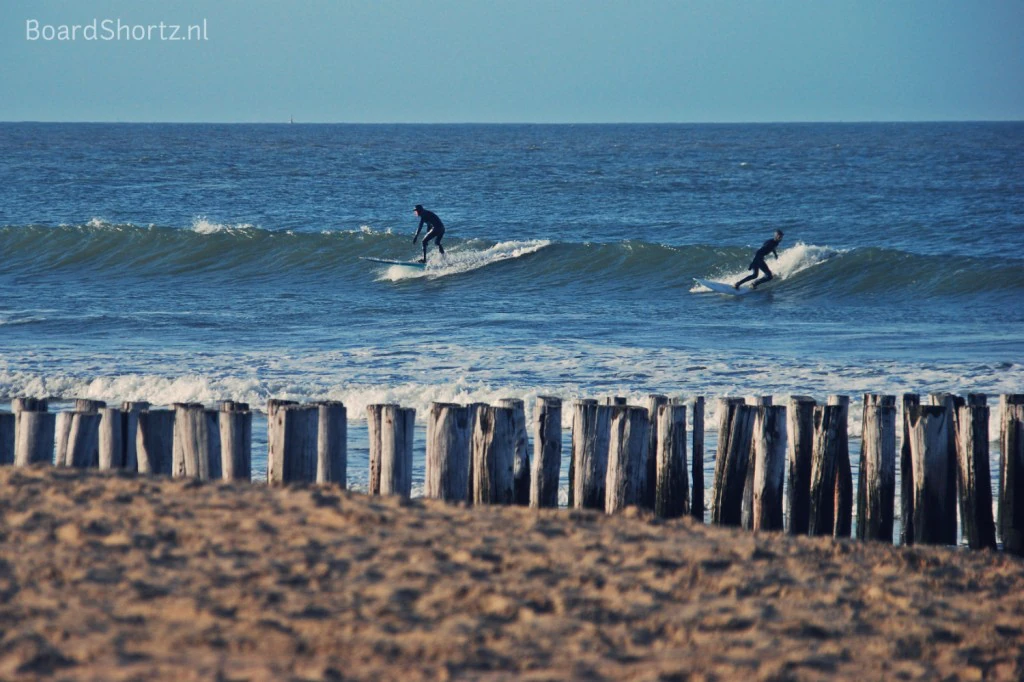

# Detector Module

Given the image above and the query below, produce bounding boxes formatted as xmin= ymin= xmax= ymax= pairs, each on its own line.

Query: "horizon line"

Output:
xmin=2 ymin=118 xmax=1022 ymax=126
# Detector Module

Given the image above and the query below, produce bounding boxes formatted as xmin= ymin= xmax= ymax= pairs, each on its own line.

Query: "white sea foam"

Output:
xmin=690 ymin=242 xmax=842 ymax=292
xmin=376 ymin=239 xmax=551 ymax=282
xmin=190 ymin=216 xmax=255 ymax=234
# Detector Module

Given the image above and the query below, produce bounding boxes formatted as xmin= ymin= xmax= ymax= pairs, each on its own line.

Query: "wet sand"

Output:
xmin=0 ymin=467 xmax=1021 ymax=681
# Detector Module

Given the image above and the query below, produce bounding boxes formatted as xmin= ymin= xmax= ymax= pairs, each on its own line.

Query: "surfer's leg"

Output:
xmin=421 ymin=230 xmax=438 ymax=263
xmin=734 ymin=264 xmax=759 ymax=289
xmin=752 ymin=263 xmax=773 ymax=289
xmin=436 ymin=232 xmax=445 ymax=255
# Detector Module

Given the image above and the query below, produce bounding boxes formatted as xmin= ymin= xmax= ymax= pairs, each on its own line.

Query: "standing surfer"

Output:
xmin=734 ymin=230 xmax=784 ymax=290
xmin=412 ymin=205 xmax=446 ymax=263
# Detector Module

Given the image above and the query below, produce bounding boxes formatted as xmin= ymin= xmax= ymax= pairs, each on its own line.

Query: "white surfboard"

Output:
xmin=360 ymin=257 xmax=426 ymax=268
xmin=693 ymin=278 xmax=752 ymax=296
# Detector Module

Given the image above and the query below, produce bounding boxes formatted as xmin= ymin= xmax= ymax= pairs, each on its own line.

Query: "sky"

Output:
xmin=1 ymin=0 xmax=1023 ymax=123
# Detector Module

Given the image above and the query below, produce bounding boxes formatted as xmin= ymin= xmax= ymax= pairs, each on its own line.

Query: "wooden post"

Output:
xmin=605 ymin=406 xmax=650 ymax=514
xmin=379 ymin=405 xmax=415 ymax=497
xmin=928 ymin=393 xmax=962 ymax=545
xmin=472 ymin=405 xmax=516 ymax=505
xmin=98 ymin=407 xmax=124 ymax=470
xmin=786 ymin=396 xmax=816 ymax=535
xmin=498 ymin=398 xmax=531 ymax=506
xmin=67 ymin=412 xmax=101 ymax=468
xmin=752 ymin=405 xmax=786 ymax=531
xmin=465 ymin=402 xmax=487 ymax=501
xmin=74 ymin=399 xmax=106 ymax=413
xmin=654 ymin=403 xmax=687 ymax=519
xmin=742 ymin=396 xmax=773 ymax=530
xmin=691 ymin=396 xmax=705 ymax=522
xmin=712 ymin=398 xmax=745 ymax=523
xmin=173 ymin=403 xmax=221 ymax=480
xmin=54 ymin=411 xmax=73 ymax=467
xmin=12 ymin=397 xmax=48 ymax=414
xmin=828 ymin=395 xmax=852 ymax=538
xmin=530 ymin=396 xmax=562 ymax=509
xmin=572 ymin=400 xmax=612 ymax=511
xmin=425 ymin=402 xmax=472 ymax=502
xmin=900 ymin=393 xmax=920 ymax=545
xmin=857 ymin=397 xmax=897 ymax=542
xmin=643 ymin=394 xmax=669 ymax=510
xmin=14 ymin=410 xmax=55 ymax=466
xmin=957 ymin=403 xmax=996 ymax=551
xmin=137 ymin=409 xmax=175 ymax=476
xmin=711 ymin=403 xmax=756 ymax=526
xmin=999 ymin=395 xmax=1024 ymax=556
xmin=568 ymin=398 xmax=596 ymax=509
xmin=220 ymin=402 xmax=253 ymax=482
xmin=266 ymin=399 xmax=298 ymax=484
xmin=316 ymin=401 xmax=346 ymax=486
xmin=809 ymin=405 xmax=843 ymax=536
xmin=267 ymin=404 xmax=317 ymax=484
xmin=120 ymin=401 xmax=150 ymax=472
xmin=907 ymin=405 xmax=956 ymax=545
xmin=0 ymin=412 xmax=14 ymax=466
xmin=366 ymin=404 xmax=394 ymax=495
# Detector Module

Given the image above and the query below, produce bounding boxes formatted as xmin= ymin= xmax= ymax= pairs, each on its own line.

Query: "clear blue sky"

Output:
xmin=2 ymin=0 xmax=1022 ymax=123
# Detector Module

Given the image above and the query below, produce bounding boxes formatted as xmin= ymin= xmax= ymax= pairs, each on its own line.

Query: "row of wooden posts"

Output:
xmin=1 ymin=393 xmax=1022 ymax=555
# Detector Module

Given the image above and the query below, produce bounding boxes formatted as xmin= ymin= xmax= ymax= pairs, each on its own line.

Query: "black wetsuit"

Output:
xmin=413 ymin=208 xmax=446 ymax=261
xmin=735 ymin=237 xmax=781 ymax=289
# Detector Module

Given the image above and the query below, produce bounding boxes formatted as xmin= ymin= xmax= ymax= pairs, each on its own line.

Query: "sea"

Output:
xmin=1 ymin=122 xmax=1022 ymax=524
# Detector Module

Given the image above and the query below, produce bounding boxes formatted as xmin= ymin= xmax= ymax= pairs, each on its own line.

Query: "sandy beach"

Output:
xmin=0 ymin=467 xmax=1020 ymax=680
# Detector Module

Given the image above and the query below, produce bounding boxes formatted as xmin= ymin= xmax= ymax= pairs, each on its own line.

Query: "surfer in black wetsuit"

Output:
xmin=734 ymin=230 xmax=784 ymax=290
xmin=412 ymin=204 xmax=446 ymax=263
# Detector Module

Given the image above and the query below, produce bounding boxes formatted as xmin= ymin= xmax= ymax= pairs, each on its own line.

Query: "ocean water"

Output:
xmin=1 ymin=123 xmax=1022 ymax=512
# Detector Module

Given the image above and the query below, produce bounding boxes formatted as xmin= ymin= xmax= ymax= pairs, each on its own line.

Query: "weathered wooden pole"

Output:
xmin=742 ymin=396 xmax=773 ymax=530
xmin=14 ymin=410 xmax=55 ymax=466
xmin=120 ymin=401 xmax=150 ymax=472
xmin=857 ymin=396 xmax=897 ymax=542
xmin=425 ymin=402 xmax=471 ymax=502
xmin=173 ymin=403 xmax=221 ymax=480
xmin=605 ymin=396 xmax=627 ymax=406
xmin=786 ymin=396 xmax=816 ymax=535
xmin=900 ymin=393 xmax=920 ymax=545
xmin=929 ymin=393 xmax=962 ymax=545
xmin=999 ymin=395 xmax=1024 ymax=556
xmin=605 ymin=406 xmax=650 ymax=514
xmin=465 ymin=402 xmax=487 ymax=501
xmin=956 ymin=402 xmax=996 ymax=551
xmin=266 ymin=399 xmax=298 ymax=484
xmin=0 ymin=412 xmax=14 ymax=466
xmin=12 ymin=397 xmax=48 ymax=414
xmin=654 ymin=403 xmax=687 ymax=519
xmin=54 ymin=411 xmax=73 ymax=467
xmin=643 ymin=394 xmax=670 ymax=509
xmin=827 ymin=395 xmax=852 ymax=538
xmin=752 ymin=405 xmax=786 ymax=532
xmin=137 ymin=409 xmax=175 ymax=475
xmin=809 ymin=405 xmax=842 ymax=536
xmin=691 ymin=396 xmax=705 ymax=522
xmin=712 ymin=398 xmax=745 ymax=521
xmin=907 ymin=404 xmax=957 ymax=545
xmin=74 ymin=399 xmax=106 ymax=413
xmin=472 ymin=405 xmax=516 ymax=505
xmin=316 ymin=401 xmax=346 ymax=486
xmin=572 ymin=400 xmax=612 ymax=511
xmin=220 ymin=402 xmax=253 ymax=482
xmin=497 ymin=398 xmax=531 ymax=506
xmin=66 ymin=411 xmax=101 ymax=468
xmin=530 ymin=396 xmax=562 ymax=509
xmin=711 ymin=402 xmax=756 ymax=527
xmin=568 ymin=398 xmax=595 ymax=508
xmin=97 ymin=407 xmax=124 ymax=470
xmin=378 ymin=405 xmax=414 ymax=497
xmin=365 ymin=404 xmax=387 ymax=495
xmin=267 ymin=404 xmax=317 ymax=483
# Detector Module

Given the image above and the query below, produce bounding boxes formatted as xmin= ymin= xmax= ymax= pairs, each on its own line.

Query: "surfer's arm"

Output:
xmin=412 ymin=218 xmax=425 ymax=243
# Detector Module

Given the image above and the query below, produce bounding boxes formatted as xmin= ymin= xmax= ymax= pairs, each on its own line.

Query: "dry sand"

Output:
xmin=0 ymin=467 xmax=1021 ymax=681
